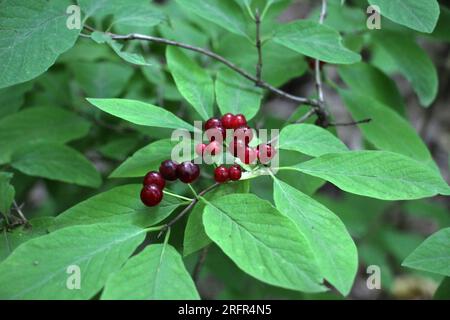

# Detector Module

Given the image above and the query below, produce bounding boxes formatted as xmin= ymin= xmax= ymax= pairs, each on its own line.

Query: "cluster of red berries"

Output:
xmin=140 ymin=160 xmax=200 ymax=207
xmin=214 ymin=164 xmax=242 ymax=183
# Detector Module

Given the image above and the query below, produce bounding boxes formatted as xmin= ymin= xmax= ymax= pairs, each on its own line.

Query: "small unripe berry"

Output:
xmin=176 ymin=161 xmax=200 ymax=183
xmin=214 ymin=165 xmax=229 ymax=183
xmin=140 ymin=184 xmax=163 ymax=207
xmin=228 ymin=165 xmax=242 ymax=181
xmin=143 ymin=171 xmax=165 ymax=189
xmin=159 ymin=160 xmax=178 ymax=181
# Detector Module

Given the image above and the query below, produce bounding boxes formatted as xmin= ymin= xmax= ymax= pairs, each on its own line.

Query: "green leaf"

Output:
xmin=71 ymin=61 xmax=134 ymax=98
xmin=215 ymin=68 xmax=262 ymax=121
xmin=430 ymin=6 xmax=450 ymax=42
xmin=273 ymin=20 xmax=361 ymax=64
xmin=203 ymin=194 xmax=325 ymax=293
xmin=0 ymin=223 xmax=146 ymax=299
xmin=0 ymin=107 xmax=90 ymax=165
xmin=99 ymin=137 xmax=139 ymax=161
xmin=52 ymin=184 xmax=182 ymax=230
xmin=371 ymin=32 xmax=438 ymax=107
xmin=87 ymin=98 xmax=195 ymax=131
xmin=434 ymin=277 xmax=450 ymax=300
xmin=176 ymin=0 xmax=249 ymax=38
xmin=102 ymin=244 xmax=199 ymax=299
xmin=10 ymin=144 xmax=101 ymax=188
xmin=0 ymin=0 xmax=80 ymax=88
xmin=273 ymin=179 xmax=357 ymax=296
xmin=340 ymin=90 xmax=434 ymax=167
xmin=0 ymin=172 xmax=15 ymax=216
xmin=402 ymin=228 xmax=450 ymax=277
xmin=286 ymin=151 xmax=450 ymax=200
xmin=368 ymin=0 xmax=440 ymax=33
xmin=166 ymin=47 xmax=214 ymax=120
xmin=183 ymin=181 xmax=250 ymax=257
xmin=279 ymin=124 xmax=348 ymax=157
xmin=0 ymin=82 xmax=34 ymax=119
xmin=338 ymin=62 xmax=405 ymax=115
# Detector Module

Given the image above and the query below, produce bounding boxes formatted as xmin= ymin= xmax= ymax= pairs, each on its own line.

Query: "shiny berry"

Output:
xmin=233 ymin=125 xmax=253 ymax=144
xmin=140 ymin=184 xmax=163 ymax=207
xmin=239 ymin=146 xmax=257 ymax=164
xmin=214 ymin=165 xmax=229 ymax=183
xmin=204 ymin=118 xmax=222 ymax=130
xmin=206 ymin=126 xmax=226 ymax=142
xmin=232 ymin=114 xmax=247 ymax=129
xmin=221 ymin=113 xmax=235 ymax=129
xmin=228 ymin=165 xmax=242 ymax=181
xmin=176 ymin=161 xmax=200 ymax=183
xmin=159 ymin=160 xmax=178 ymax=181
xmin=257 ymin=144 xmax=276 ymax=164
xmin=195 ymin=143 xmax=207 ymax=156
xmin=143 ymin=171 xmax=165 ymax=189
xmin=205 ymin=141 xmax=222 ymax=156
xmin=229 ymin=139 xmax=246 ymax=157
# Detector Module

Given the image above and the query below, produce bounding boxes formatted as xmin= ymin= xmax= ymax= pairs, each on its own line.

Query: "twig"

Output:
xmin=329 ymin=118 xmax=372 ymax=127
xmin=83 ymin=26 xmax=320 ymax=108
xmin=314 ymin=0 xmax=328 ymax=118
xmin=13 ymin=201 xmax=30 ymax=227
xmin=157 ymin=183 xmax=220 ymax=238
xmin=193 ymin=246 xmax=210 ymax=284
xmin=255 ymin=9 xmax=263 ymax=84
xmin=295 ymin=109 xmax=316 ymax=124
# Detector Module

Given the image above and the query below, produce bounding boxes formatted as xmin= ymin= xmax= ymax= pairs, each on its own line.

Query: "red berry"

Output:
xmin=221 ymin=113 xmax=235 ymax=129
xmin=140 ymin=184 xmax=163 ymax=207
xmin=229 ymin=139 xmax=246 ymax=157
xmin=206 ymin=126 xmax=226 ymax=142
xmin=204 ymin=118 xmax=222 ymax=130
xmin=159 ymin=160 xmax=178 ymax=181
xmin=257 ymin=144 xmax=276 ymax=164
xmin=228 ymin=165 xmax=242 ymax=181
xmin=233 ymin=125 xmax=253 ymax=145
xmin=176 ymin=161 xmax=200 ymax=183
xmin=195 ymin=143 xmax=207 ymax=156
xmin=143 ymin=171 xmax=165 ymax=189
xmin=204 ymin=141 xmax=222 ymax=156
xmin=232 ymin=114 xmax=247 ymax=129
xmin=307 ymin=58 xmax=325 ymax=71
xmin=214 ymin=165 xmax=229 ymax=183
xmin=239 ymin=146 xmax=257 ymax=164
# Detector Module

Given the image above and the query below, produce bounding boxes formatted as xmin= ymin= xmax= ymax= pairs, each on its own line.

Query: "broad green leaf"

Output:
xmin=176 ymin=0 xmax=249 ymax=37
xmin=320 ymin=1 xmax=367 ymax=33
xmin=0 ymin=172 xmax=15 ymax=215
xmin=430 ymin=6 xmax=450 ymax=42
xmin=279 ymin=124 xmax=348 ymax=157
xmin=183 ymin=181 xmax=250 ymax=257
xmin=340 ymin=91 xmax=434 ymax=167
xmin=166 ymin=47 xmax=214 ymax=120
xmin=273 ymin=179 xmax=357 ymax=296
xmin=52 ymin=184 xmax=182 ymax=230
xmin=0 ymin=217 xmax=54 ymax=262
xmin=338 ymin=62 xmax=405 ymax=115
xmin=368 ymin=0 xmax=440 ymax=33
xmin=0 ymin=223 xmax=146 ymax=299
xmin=402 ymin=228 xmax=450 ymax=277
xmin=110 ymin=139 xmax=192 ymax=178
xmin=99 ymin=137 xmax=139 ymax=161
xmin=0 ymin=0 xmax=80 ymax=88
xmin=434 ymin=277 xmax=450 ymax=300
xmin=379 ymin=228 xmax=425 ymax=262
xmin=286 ymin=151 xmax=450 ymax=200
xmin=87 ymin=98 xmax=195 ymax=131
xmin=371 ymin=32 xmax=438 ymax=107
xmin=403 ymin=200 xmax=450 ymax=229
xmin=0 ymin=107 xmax=90 ymax=164
xmin=0 ymin=82 xmax=34 ymax=119
xmin=11 ymin=144 xmax=101 ymax=188
xmin=215 ymin=68 xmax=262 ymax=121
xmin=203 ymin=194 xmax=325 ymax=293
xmin=71 ymin=61 xmax=134 ymax=98
xmin=273 ymin=20 xmax=361 ymax=64
xmin=102 ymin=244 xmax=199 ymax=300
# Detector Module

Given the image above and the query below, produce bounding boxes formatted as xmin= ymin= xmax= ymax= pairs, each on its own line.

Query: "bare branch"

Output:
xmin=329 ymin=118 xmax=372 ymax=127
xmin=255 ymin=9 xmax=263 ymax=84
xmin=314 ymin=0 xmax=328 ymax=126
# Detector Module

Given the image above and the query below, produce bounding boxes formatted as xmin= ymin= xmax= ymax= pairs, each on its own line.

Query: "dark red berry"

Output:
xmin=195 ymin=143 xmax=207 ymax=156
xmin=159 ymin=160 xmax=178 ymax=181
xmin=204 ymin=118 xmax=222 ymax=130
xmin=307 ymin=57 xmax=325 ymax=71
xmin=257 ymin=144 xmax=276 ymax=164
xmin=233 ymin=125 xmax=253 ymax=144
xmin=229 ymin=139 xmax=246 ymax=157
xmin=214 ymin=165 xmax=229 ymax=183
xmin=143 ymin=171 xmax=165 ymax=189
xmin=206 ymin=126 xmax=226 ymax=142
xmin=239 ymin=146 xmax=257 ymax=164
xmin=228 ymin=165 xmax=242 ymax=181
xmin=176 ymin=161 xmax=200 ymax=183
xmin=140 ymin=184 xmax=163 ymax=207
xmin=204 ymin=141 xmax=222 ymax=156
xmin=221 ymin=113 xmax=235 ymax=129
xmin=232 ymin=114 xmax=247 ymax=129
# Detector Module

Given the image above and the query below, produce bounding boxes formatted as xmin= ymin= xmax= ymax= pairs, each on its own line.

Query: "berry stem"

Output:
xmin=162 ymin=190 xmax=194 ymax=202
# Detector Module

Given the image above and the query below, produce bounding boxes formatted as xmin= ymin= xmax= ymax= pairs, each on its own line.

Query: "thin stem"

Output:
xmin=329 ymin=118 xmax=372 ymax=127
xmin=193 ymin=246 xmax=210 ymax=285
xmin=162 ymin=190 xmax=193 ymax=202
xmin=255 ymin=9 xmax=263 ymax=84
xmin=187 ymin=184 xmax=198 ymax=198
xmin=314 ymin=0 xmax=328 ymax=127
xmin=84 ymin=26 xmax=320 ymax=108
xmin=13 ymin=201 xmax=29 ymax=227
xmin=295 ymin=109 xmax=316 ymax=124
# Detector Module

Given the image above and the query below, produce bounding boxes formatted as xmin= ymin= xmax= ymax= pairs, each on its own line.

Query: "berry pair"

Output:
xmin=214 ymin=164 xmax=242 ymax=183
xmin=140 ymin=160 xmax=200 ymax=207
